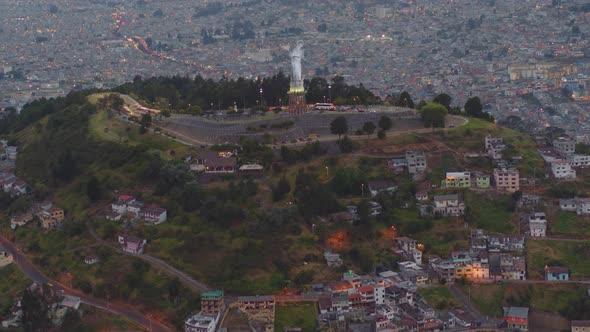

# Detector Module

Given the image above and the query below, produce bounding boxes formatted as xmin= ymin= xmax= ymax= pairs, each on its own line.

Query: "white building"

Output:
xmin=485 ymin=135 xmax=505 ymax=160
xmin=568 ymin=154 xmax=590 ymax=167
xmin=559 ymin=198 xmax=590 ymax=215
xmin=0 ymin=246 xmax=14 ymax=267
xmin=559 ymin=198 xmax=576 ymax=211
xmin=433 ymin=194 xmax=465 ymax=216
xmin=551 ymin=160 xmax=576 ymax=179
xmin=528 ymin=212 xmax=547 ymax=238
xmin=406 ymin=150 xmax=427 ymax=174
xmin=576 ymin=198 xmax=590 ymax=215
xmin=184 ymin=312 xmax=220 ymax=332
xmin=554 ymin=137 xmax=576 ymax=156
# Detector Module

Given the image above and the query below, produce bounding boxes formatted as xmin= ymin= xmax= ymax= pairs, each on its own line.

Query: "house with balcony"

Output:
xmin=111 ymin=195 xmax=136 ymax=214
xmin=406 ymin=151 xmax=427 ymax=175
xmin=237 ymin=295 xmax=275 ymax=324
xmin=528 ymin=212 xmax=547 ymax=237
xmin=554 ymin=137 xmax=576 ymax=156
xmin=454 ymin=261 xmax=489 ymax=281
xmin=485 ymin=135 xmax=505 ymax=160
xmin=432 ymin=194 xmax=465 ymax=217
xmin=493 ymin=168 xmax=520 ymax=192
xmin=39 ymin=207 xmax=65 ymax=230
xmin=139 ymin=207 xmax=167 ymax=225
xmin=545 ymin=266 xmax=570 ymax=281
xmin=184 ymin=311 xmax=220 ymax=332
xmin=200 ymin=290 xmax=224 ymax=316
xmin=503 ymin=306 xmax=529 ymax=331
xmin=551 ymin=160 xmax=576 ymax=180
xmin=441 ymin=172 xmax=471 ymax=188
xmin=118 ymin=234 xmax=146 ymax=254
xmin=560 ymin=198 xmax=590 ymax=215
xmin=473 ymin=172 xmax=490 ymax=189
xmin=568 ymin=154 xmax=590 ymax=167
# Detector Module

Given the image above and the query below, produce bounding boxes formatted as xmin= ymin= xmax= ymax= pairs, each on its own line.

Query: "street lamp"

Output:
xmin=259 ymin=88 xmax=263 ymax=106
xmin=361 ymin=183 xmax=364 ymax=196
xmin=146 ymin=314 xmax=152 ymax=332
xmin=325 ymin=166 xmax=329 ymax=178
xmin=328 ymin=85 xmax=332 ymax=102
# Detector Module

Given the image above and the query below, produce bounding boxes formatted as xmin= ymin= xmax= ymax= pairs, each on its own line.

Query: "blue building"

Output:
xmin=545 ymin=266 xmax=570 ymax=281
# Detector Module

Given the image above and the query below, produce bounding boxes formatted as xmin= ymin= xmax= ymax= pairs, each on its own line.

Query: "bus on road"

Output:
xmin=313 ymin=103 xmax=336 ymax=111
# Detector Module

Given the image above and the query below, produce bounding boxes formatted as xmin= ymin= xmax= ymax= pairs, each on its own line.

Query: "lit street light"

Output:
xmin=361 ymin=183 xmax=364 ymax=197
xmin=328 ymin=85 xmax=332 ymax=102
xmin=259 ymin=88 xmax=263 ymax=106
xmin=325 ymin=166 xmax=329 ymax=178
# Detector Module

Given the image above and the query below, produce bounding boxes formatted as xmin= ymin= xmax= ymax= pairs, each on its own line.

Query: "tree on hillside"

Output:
xmin=433 ymin=93 xmax=452 ymax=111
xmin=338 ymin=135 xmax=354 ymax=153
xmin=330 ymin=116 xmax=348 ymax=139
xmin=86 ymin=175 xmax=101 ymax=202
xmin=61 ymin=309 xmax=83 ymax=332
xmin=378 ymin=115 xmax=393 ymax=131
xmin=140 ymin=114 xmax=152 ymax=127
xmin=21 ymin=287 xmax=53 ymax=332
xmin=464 ymin=96 xmax=483 ymax=117
xmin=420 ymin=102 xmax=447 ymax=128
xmin=396 ymin=91 xmax=414 ymax=108
xmin=272 ymin=176 xmax=291 ymax=202
xmin=362 ymin=121 xmax=376 ymax=138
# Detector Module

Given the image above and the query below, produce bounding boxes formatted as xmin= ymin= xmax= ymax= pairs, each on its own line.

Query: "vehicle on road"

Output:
xmin=313 ymin=103 xmax=336 ymax=111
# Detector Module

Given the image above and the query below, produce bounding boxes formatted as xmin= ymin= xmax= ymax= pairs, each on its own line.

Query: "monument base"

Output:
xmin=288 ymin=91 xmax=306 ymax=115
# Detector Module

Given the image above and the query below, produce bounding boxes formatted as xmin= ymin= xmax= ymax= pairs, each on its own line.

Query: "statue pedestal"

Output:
xmin=288 ymin=91 xmax=306 ymax=115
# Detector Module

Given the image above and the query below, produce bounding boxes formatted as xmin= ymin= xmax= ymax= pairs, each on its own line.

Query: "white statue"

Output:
xmin=284 ymin=40 xmax=304 ymax=85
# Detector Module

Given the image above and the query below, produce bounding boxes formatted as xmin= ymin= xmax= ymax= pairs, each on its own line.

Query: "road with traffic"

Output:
xmin=0 ymin=234 xmax=172 ymax=332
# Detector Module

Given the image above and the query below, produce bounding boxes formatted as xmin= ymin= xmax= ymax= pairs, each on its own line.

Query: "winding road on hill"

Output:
xmin=107 ymin=93 xmax=469 ymax=146
xmin=0 ymin=234 xmax=172 ymax=332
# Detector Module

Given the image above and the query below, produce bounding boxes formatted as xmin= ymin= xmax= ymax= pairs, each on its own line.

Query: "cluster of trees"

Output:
xmin=280 ymin=141 xmax=325 ymax=164
xmin=384 ymin=91 xmax=414 ymax=108
xmin=305 ymin=76 xmax=379 ymax=105
xmin=201 ymin=20 xmax=256 ymax=44
xmin=294 ymin=169 xmax=341 ymax=217
xmin=464 ymin=96 xmax=494 ymax=122
xmin=20 ymin=285 xmax=85 ymax=332
xmin=114 ymin=73 xmax=289 ymax=111
xmin=419 ymin=102 xmax=448 ymax=128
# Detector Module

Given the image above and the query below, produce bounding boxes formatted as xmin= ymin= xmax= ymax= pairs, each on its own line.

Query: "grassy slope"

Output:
xmin=431 ymin=118 xmax=544 ymax=177
xmin=464 ymin=191 xmax=515 ymax=234
xmin=419 ymin=286 xmax=458 ymax=310
xmin=274 ymin=302 xmax=318 ymax=332
xmin=526 ymin=238 xmax=590 ymax=279
xmin=0 ymin=264 xmax=31 ymax=315
xmin=551 ymin=211 xmax=590 ymax=236
xmin=88 ymin=107 xmax=185 ymax=153
xmin=464 ymin=283 xmax=585 ymax=318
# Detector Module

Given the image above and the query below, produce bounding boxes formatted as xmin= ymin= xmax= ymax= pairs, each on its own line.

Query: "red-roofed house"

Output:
xmin=118 ymin=234 xmax=146 ymax=254
xmin=358 ymin=285 xmax=375 ymax=304
xmin=112 ymin=195 xmax=136 ymax=214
